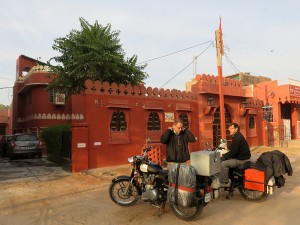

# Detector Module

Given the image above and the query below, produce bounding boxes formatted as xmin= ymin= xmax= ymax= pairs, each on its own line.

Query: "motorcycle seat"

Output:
xmin=237 ymin=161 xmax=256 ymax=170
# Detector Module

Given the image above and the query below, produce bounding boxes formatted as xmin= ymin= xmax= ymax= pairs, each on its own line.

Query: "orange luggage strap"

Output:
xmin=169 ymin=182 xmax=196 ymax=192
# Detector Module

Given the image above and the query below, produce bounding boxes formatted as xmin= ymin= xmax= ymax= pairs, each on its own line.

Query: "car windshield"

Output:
xmin=15 ymin=135 xmax=38 ymax=141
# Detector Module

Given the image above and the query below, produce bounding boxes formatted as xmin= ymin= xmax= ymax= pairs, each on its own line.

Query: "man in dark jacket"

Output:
xmin=220 ymin=123 xmax=251 ymax=187
xmin=160 ymin=119 xmax=196 ymax=166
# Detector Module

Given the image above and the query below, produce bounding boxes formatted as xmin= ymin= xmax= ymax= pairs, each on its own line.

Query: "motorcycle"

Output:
xmin=209 ymin=139 xmax=276 ymax=202
xmin=108 ymin=146 xmax=212 ymax=221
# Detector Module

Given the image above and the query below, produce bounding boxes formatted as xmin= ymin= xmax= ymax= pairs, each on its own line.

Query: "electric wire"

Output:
xmin=137 ymin=41 xmax=213 ymax=65
xmin=224 ymin=53 xmax=240 ymax=74
xmin=160 ymin=41 xmax=213 ymax=89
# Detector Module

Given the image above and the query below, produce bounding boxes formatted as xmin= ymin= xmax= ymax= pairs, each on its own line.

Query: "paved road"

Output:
xmin=0 ymin=157 xmax=70 ymax=183
xmin=0 ymin=145 xmax=299 ymax=225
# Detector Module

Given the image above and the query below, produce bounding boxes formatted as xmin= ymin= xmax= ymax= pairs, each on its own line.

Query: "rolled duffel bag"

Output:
xmin=167 ymin=163 xmax=196 ymax=207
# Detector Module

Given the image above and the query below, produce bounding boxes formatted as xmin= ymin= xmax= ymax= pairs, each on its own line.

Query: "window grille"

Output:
xmin=262 ymin=105 xmax=273 ymax=122
xmin=147 ymin=112 xmax=161 ymax=131
xmin=179 ymin=113 xmax=189 ymax=128
xmin=110 ymin=110 xmax=127 ymax=131
xmin=49 ymin=89 xmax=65 ymax=104
xmin=249 ymin=116 xmax=255 ymax=129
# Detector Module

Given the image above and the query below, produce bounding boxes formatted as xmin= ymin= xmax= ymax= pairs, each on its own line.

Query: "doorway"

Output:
xmin=212 ymin=106 xmax=232 ymax=147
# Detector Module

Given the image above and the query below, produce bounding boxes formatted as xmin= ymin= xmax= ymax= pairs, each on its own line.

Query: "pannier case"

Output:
xmin=190 ymin=151 xmax=221 ymax=176
xmin=244 ymin=168 xmax=265 ymax=191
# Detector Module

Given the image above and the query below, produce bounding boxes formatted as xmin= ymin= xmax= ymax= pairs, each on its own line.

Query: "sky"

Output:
xmin=1 ymin=0 xmax=300 ymax=106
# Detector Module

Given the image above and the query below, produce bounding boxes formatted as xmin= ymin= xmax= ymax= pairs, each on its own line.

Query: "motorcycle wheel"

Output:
xmin=170 ymin=203 xmax=203 ymax=221
xmin=109 ymin=179 xmax=139 ymax=206
xmin=238 ymin=187 xmax=269 ymax=202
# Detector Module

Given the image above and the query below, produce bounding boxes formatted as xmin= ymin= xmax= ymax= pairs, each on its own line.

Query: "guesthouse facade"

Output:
xmin=11 ymin=55 xmax=300 ymax=172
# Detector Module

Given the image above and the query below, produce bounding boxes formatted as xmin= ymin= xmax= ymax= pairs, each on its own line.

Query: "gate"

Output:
xmin=278 ymin=120 xmax=291 ymax=147
xmin=61 ymin=130 xmax=72 ymax=172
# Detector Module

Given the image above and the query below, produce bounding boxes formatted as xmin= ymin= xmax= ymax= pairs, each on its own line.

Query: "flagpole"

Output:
xmin=215 ymin=17 xmax=226 ymax=139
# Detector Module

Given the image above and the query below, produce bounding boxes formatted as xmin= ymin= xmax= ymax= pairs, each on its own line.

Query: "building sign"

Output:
xmin=164 ymin=112 xmax=174 ymax=122
xmin=77 ymin=143 xmax=86 ymax=148
xmin=289 ymin=85 xmax=300 ymax=101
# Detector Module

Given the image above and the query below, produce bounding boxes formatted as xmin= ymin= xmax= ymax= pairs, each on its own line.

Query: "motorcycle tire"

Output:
xmin=238 ymin=187 xmax=269 ymax=202
xmin=109 ymin=179 xmax=140 ymax=206
xmin=170 ymin=203 xmax=204 ymax=221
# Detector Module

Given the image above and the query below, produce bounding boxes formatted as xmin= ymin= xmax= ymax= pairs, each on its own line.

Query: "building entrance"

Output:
xmin=212 ymin=106 xmax=232 ymax=147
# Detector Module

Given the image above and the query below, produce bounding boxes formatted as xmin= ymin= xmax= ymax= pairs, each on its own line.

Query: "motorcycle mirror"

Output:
xmin=220 ymin=139 xmax=227 ymax=144
xmin=205 ymin=142 xmax=212 ymax=149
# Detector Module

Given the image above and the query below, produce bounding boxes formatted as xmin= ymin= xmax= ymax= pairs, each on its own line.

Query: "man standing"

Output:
xmin=160 ymin=119 xmax=196 ymax=166
xmin=220 ymin=123 xmax=251 ymax=187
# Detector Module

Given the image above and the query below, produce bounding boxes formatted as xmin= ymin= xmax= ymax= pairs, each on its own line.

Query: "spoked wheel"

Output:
xmin=109 ymin=179 xmax=140 ymax=206
xmin=238 ymin=187 xmax=269 ymax=202
xmin=170 ymin=203 xmax=203 ymax=221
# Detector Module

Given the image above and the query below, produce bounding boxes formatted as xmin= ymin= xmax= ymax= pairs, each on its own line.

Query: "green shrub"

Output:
xmin=41 ymin=124 xmax=70 ymax=164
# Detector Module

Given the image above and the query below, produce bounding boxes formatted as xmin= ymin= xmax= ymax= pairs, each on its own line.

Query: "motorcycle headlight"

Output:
xmin=128 ymin=157 xmax=134 ymax=164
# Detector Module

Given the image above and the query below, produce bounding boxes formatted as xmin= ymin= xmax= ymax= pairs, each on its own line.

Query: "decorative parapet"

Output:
xmin=17 ymin=113 xmax=84 ymax=122
xmin=84 ymin=80 xmax=198 ymax=101
xmin=194 ymin=74 xmax=246 ymax=97
xmin=19 ymin=65 xmax=51 ymax=83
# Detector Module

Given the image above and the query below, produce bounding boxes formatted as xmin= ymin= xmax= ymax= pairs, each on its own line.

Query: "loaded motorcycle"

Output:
xmin=208 ymin=139 xmax=276 ymax=202
xmin=108 ymin=146 xmax=212 ymax=221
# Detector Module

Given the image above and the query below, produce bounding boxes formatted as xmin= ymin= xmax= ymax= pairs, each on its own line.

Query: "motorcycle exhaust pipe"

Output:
xmin=213 ymin=189 xmax=220 ymax=198
xmin=267 ymin=177 xmax=276 ymax=195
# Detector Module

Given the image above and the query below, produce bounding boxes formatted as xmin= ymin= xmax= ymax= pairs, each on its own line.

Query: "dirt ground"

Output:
xmin=0 ymin=144 xmax=299 ymax=225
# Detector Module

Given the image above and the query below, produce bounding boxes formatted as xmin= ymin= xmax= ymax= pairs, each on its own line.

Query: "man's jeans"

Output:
xmin=219 ymin=159 xmax=249 ymax=183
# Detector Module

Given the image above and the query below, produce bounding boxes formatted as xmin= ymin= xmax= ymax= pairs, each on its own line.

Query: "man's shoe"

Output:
xmin=220 ymin=180 xmax=231 ymax=188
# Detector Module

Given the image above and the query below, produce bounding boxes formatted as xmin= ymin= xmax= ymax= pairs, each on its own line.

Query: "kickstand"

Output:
xmin=157 ymin=206 xmax=165 ymax=217
xmin=225 ymin=187 xmax=234 ymax=199
xmin=153 ymin=204 xmax=165 ymax=218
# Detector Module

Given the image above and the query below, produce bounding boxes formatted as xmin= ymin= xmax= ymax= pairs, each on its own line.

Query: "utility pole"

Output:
xmin=215 ymin=17 xmax=226 ymax=139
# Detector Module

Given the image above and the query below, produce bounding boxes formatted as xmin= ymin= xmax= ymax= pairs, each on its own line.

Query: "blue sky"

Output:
xmin=1 ymin=0 xmax=300 ymax=105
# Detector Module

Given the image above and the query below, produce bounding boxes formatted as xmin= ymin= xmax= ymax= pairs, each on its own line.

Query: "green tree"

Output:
xmin=47 ymin=17 xmax=148 ymax=95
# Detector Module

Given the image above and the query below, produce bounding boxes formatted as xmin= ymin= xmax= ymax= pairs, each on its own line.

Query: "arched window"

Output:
xmin=249 ymin=116 xmax=255 ymax=129
xmin=110 ymin=110 xmax=127 ymax=131
xmin=179 ymin=113 xmax=189 ymax=128
xmin=147 ymin=112 xmax=161 ymax=131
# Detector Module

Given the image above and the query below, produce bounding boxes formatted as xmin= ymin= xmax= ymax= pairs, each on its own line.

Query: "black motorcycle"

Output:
xmin=210 ymin=139 xmax=275 ymax=202
xmin=108 ymin=146 xmax=212 ymax=221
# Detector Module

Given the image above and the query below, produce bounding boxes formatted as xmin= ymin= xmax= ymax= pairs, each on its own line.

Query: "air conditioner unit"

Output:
xmin=53 ymin=93 xmax=66 ymax=105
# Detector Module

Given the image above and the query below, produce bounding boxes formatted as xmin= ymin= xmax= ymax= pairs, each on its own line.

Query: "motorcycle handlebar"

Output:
xmin=143 ymin=146 xmax=152 ymax=155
